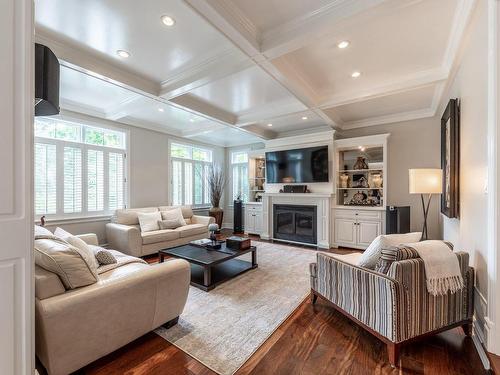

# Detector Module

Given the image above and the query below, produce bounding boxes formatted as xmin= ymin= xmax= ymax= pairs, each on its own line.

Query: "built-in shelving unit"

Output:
xmin=247 ymin=151 xmax=266 ymax=203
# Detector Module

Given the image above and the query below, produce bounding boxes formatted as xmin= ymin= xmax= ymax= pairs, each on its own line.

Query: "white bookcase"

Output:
xmin=245 ymin=151 xmax=265 ymax=235
xmin=333 ymin=134 xmax=389 ymax=250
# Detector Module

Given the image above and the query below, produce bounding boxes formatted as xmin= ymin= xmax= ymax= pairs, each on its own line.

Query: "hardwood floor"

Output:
xmin=66 ymin=233 xmax=485 ymax=375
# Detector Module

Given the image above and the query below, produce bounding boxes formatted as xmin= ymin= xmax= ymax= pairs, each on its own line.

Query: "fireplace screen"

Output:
xmin=273 ymin=204 xmax=317 ymax=244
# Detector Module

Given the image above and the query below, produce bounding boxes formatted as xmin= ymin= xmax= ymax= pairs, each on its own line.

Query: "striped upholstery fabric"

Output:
xmin=311 ymin=250 xmax=473 ymax=343
xmin=374 ymin=241 xmax=454 ymax=274
xmin=309 ymin=263 xmax=318 ymax=290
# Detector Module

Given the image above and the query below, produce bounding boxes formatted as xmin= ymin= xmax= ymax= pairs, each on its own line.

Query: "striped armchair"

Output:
xmin=309 ymin=249 xmax=474 ymax=367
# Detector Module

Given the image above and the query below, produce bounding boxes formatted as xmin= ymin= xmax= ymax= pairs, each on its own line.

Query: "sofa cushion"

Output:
xmin=54 ymin=227 xmax=100 ymax=273
xmin=159 ymin=205 xmax=193 ymax=219
xmin=35 ymin=225 xmax=52 ymax=238
xmin=158 ymin=219 xmax=184 ymax=229
xmin=34 ymin=237 xmax=98 ymax=289
xmin=89 ymin=245 xmax=117 ymax=265
xmin=160 ymin=207 xmax=186 ymax=226
xmin=358 ymin=232 xmax=422 ymax=269
xmin=141 ymin=229 xmax=180 ymax=245
xmin=35 ymin=265 xmax=66 ymax=300
xmin=115 ymin=207 xmax=158 ymax=225
xmin=138 ymin=211 xmax=162 ymax=232
xmin=323 ymin=252 xmax=363 ymax=266
xmin=174 ymin=223 xmax=207 ymax=238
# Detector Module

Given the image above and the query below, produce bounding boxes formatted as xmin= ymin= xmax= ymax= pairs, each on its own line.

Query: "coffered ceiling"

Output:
xmin=35 ymin=0 xmax=477 ymax=146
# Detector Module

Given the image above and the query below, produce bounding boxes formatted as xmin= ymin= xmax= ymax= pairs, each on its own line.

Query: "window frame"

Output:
xmin=169 ymin=140 xmax=214 ymax=208
xmin=231 ymin=150 xmax=249 ymax=203
xmin=34 ymin=117 xmax=129 ymax=221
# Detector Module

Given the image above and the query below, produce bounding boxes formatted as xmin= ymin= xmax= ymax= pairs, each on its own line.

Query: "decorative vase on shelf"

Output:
xmin=207 ymin=164 xmax=227 ymax=230
xmin=353 ymin=157 xmax=369 ymax=170
xmin=372 ymin=174 xmax=383 ymax=188
xmin=339 ymin=173 xmax=350 ymax=188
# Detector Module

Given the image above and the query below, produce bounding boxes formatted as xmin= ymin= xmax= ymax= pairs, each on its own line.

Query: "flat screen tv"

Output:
xmin=266 ymin=146 xmax=329 ymax=183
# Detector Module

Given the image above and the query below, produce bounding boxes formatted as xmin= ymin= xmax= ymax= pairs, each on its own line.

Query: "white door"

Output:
xmin=357 ymin=220 xmax=381 ymax=247
xmin=0 ymin=0 xmax=34 ymax=374
xmin=253 ymin=211 xmax=262 ymax=234
xmin=245 ymin=210 xmax=255 ymax=233
xmin=335 ymin=218 xmax=356 ymax=246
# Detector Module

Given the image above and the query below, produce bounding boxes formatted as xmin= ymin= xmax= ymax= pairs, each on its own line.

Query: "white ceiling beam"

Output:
xmin=238 ymin=124 xmax=277 ymax=140
xmin=261 ymin=0 xmax=388 ymax=60
xmin=318 ymin=68 xmax=448 ymax=109
xmin=35 ymin=27 xmax=160 ymax=96
xmin=182 ymin=124 xmax=225 ymax=138
xmin=159 ymin=49 xmax=253 ymax=100
xmin=105 ymin=96 xmax=144 ymax=121
xmin=169 ymin=93 xmax=238 ymax=125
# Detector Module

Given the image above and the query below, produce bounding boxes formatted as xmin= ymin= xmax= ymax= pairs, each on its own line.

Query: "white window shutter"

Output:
xmin=87 ymin=149 xmax=104 ymax=211
xmin=63 ymin=146 xmax=82 ymax=213
xmin=108 ymin=152 xmax=124 ymax=210
xmin=172 ymin=160 xmax=183 ymax=205
xmin=35 ymin=143 xmax=57 ymax=215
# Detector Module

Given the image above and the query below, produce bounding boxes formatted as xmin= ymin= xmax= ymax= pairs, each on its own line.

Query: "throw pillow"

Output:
xmin=35 ymin=225 xmax=52 ymax=239
xmin=54 ymin=226 xmax=73 ymax=240
xmin=161 ymin=207 xmax=186 ymax=226
xmin=158 ymin=218 xmax=184 ymax=229
xmin=89 ymin=245 xmax=117 ymax=265
xmin=138 ymin=211 xmax=162 ymax=232
xmin=34 ymin=237 xmax=98 ymax=289
xmin=357 ymin=232 xmax=422 ymax=269
xmin=66 ymin=235 xmax=100 ymax=274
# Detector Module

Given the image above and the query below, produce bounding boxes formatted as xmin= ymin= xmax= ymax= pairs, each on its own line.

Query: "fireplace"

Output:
xmin=273 ymin=204 xmax=317 ymax=244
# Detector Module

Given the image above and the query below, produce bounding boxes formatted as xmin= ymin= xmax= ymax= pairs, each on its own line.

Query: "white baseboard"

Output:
xmin=472 ymin=324 xmax=491 ymax=371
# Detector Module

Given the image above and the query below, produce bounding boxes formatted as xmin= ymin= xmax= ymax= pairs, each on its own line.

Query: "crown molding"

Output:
xmin=341 ymin=108 xmax=435 ymax=130
xmin=261 ymin=0 xmax=388 ymax=59
xmin=35 ymin=28 xmax=160 ymax=96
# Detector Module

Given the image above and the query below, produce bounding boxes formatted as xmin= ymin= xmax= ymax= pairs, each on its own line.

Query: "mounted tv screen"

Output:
xmin=266 ymin=146 xmax=329 ymax=183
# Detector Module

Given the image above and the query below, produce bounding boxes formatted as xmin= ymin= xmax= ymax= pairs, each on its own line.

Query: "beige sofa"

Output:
xmin=106 ymin=205 xmax=215 ymax=257
xmin=35 ymin=233 xmax=190 ymax=375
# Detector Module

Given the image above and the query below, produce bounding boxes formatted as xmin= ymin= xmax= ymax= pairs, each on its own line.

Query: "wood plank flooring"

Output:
xmin=60 ymin=233 xmax=485 ymax=375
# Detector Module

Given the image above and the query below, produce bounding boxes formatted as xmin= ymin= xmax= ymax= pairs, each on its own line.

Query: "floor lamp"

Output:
xmin=408 ymin=169 xmax=443 ymax=241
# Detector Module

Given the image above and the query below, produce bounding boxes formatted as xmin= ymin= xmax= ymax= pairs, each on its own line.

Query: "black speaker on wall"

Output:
xmin=35 ymin=43 xmax=60 ymax=117
xmin=386 ymin=206 xmax=410 ymax=234
xmin=233 ymin=199 xmax=243 ymax=234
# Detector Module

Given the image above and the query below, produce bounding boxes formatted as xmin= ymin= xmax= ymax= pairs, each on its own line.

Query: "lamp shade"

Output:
xmin=409 ymin=169 xmax=443 ymax=194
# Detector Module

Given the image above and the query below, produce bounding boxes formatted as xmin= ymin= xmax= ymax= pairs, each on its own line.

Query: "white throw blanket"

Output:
xmin=406 ymin=240 xmax=464 ymax=296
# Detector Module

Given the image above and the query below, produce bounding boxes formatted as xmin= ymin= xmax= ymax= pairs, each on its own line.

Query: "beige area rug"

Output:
xmin=155 ymin=241 xmax=317 ymax=375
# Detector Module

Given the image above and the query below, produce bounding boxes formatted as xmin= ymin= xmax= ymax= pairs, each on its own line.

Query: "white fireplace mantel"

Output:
xmin=261 ymin=193 xmax=334 ymax=249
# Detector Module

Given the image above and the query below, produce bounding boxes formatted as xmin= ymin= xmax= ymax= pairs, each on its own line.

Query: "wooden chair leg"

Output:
xmin=462 ymin=322 xmax=473 ymax=336
xmin=310 ymin=290 xmax=318 ymax=305
xmin=387 ymin=342 xmax=400 ymax=367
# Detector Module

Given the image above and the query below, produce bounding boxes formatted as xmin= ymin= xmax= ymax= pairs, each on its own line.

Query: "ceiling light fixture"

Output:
xmin=302 ymin=116 xmax=308 ymax=120
xmin=189 ymin=119 xmax=195 ymax=122
xmin=161 ymin=15 xmax=176 ymax=27
xmin=351 ymin=71 xmax=361 ymax=78
xmin=337 ymin=40 xmax=350 ymax=49
xmin=267 ymin=123 xmax=273 ymax=127
xmin=116 ymin=49 xmax=130 ymax=58
xmin=158 ymin=108 xmax=164 ymax=112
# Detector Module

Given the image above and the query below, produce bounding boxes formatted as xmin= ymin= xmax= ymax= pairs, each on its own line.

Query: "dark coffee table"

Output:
xmin=159 ymin=242 xmax=257 ymax=291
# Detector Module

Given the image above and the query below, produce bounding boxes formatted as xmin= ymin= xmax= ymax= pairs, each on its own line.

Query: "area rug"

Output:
xmin=155 ymin=241 xmax=317 ymax=375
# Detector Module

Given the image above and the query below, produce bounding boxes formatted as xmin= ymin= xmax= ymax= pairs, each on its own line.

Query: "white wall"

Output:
xmin=439 ymin=0 xmax=489 ymax=343
xmin=44 ymin=111 xmax=224 ymax=243
xmin=338 ymin=117 xmax=442 ymax=240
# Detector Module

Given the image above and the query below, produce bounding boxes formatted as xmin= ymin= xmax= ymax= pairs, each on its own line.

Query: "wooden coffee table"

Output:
xmin=159 ymin=242 xmax=257 ymax=291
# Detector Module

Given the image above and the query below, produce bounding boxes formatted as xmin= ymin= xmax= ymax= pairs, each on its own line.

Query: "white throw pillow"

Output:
xmin=66 ymin=235 xmax=99 ymax=274
xmin=161 ymin=207 xmax=186 ymax=226
xmin=138 ymin=211 xmax=162 ymax=232
xmin=158 ymin=218 xmax=184 ymax=229
xmin=54 ymin=226 xmax=73 ymax=240
xmin=35 ymin=225 xmax=52 ymax=238
xmin=358 ymin=232 xmax=422 ymax=269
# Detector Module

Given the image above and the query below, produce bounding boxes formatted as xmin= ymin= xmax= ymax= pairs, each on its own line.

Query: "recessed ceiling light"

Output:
xmin=351 ymin=71 xmax=361 ymax=78
xmin=337 ymin=40 xmax=350 ymax=49
xmin=302 ymin=116 xmax=308 ymax=120
xmin=161 ymin=15 xmax=176 ymax=27
xmin=158 ymin=108 xmax=164 ymax=112
xmin=116 ymin=49 xmax=130 ymax=58
xmin=189 ymin=118 xmax=195 ymax=122
xmin=267 ymin=123 xmax=273 ymax=127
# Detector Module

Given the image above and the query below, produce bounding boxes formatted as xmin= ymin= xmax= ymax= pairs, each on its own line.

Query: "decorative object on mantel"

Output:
xmin=283 ymin=185 xmax=308 ymax=193
xmin=441 ymin=98 xmax=460 ymax=218
xmin=371 ymin=173 xmax=383 ymax=188
xmin=339 ymin=173 xmax=350 ymax=188
xmin=207 ymin=164 xmax=227 ymax=229
xmin=409 ymin=168 xmax=443 ymax=240
xmin=353 ymin=156 xmax=369 ymax=170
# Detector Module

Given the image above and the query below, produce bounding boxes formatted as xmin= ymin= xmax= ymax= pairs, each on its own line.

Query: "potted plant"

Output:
xmin=207 ymin=164 xmax=227 ymax=229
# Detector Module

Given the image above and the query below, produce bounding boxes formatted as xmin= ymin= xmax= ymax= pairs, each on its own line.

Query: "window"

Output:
xmin=231 ymin=151 xmax=249 ymax=202
xmin=34 ymin=117 xmax=127 ymax=218
xmin=170 ymin=142 xmax=212 ymax=207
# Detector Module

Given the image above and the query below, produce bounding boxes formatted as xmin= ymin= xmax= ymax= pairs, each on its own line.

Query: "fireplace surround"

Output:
xmin=273 ymin=204 xmax=317 ymax=244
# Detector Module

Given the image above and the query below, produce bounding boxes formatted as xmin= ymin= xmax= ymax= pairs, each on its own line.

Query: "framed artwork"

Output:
xmin=441 ymin=99 xmax=460 ymax=218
